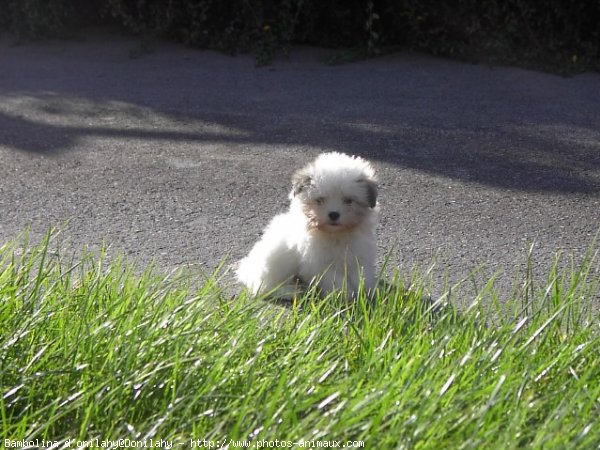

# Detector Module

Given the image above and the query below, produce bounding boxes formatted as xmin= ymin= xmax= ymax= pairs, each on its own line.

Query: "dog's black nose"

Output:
xmin=328 ymin=211 xmax=340 ymax=221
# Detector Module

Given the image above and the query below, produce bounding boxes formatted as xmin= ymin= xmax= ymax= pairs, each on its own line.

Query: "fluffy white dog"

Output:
xmin=237 ymin=152 xmax=378 ymax=298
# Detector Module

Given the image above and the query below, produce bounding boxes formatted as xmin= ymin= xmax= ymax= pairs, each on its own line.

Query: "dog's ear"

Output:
xmin=292 ymin=169 xmax=312 ymax=196
xmin=359 ymin=178 xmax=378 ymax=208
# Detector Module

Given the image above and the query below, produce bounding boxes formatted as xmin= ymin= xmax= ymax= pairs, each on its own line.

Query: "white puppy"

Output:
xmin=237 ymin=152 xmax=378 ymax=298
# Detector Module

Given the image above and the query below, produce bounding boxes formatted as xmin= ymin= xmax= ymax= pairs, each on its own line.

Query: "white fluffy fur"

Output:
xmin=237 ymin=152 xmax=378 ymax=298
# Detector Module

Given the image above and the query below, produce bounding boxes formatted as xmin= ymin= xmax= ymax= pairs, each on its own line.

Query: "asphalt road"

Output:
xmin=1 ymin=35 xmax=599 ymax=302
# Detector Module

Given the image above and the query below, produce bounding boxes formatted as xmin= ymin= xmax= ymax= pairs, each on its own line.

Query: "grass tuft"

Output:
xmin=1 ymin=231 xmax=599 ymax=449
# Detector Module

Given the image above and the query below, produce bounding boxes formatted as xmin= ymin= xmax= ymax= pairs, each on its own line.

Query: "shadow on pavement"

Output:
xmin=1 ymin=43 xmax=599 ymax=194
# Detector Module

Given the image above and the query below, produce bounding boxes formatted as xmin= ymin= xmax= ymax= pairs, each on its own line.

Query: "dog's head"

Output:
xmin=291 ymin=152 xmax=377 ymax=233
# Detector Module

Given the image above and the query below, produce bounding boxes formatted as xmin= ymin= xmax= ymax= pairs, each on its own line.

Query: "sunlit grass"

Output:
xmin=1 ymin=231 xmax=599 ymax=449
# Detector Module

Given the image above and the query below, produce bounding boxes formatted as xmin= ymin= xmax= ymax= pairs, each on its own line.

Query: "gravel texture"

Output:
xmin=1 ymin=35 xmax=599 ymax=302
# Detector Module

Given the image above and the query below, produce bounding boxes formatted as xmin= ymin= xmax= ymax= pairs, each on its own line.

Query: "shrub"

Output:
xmin=1 ymin=0 xmax=598 ymax=70
xmin=1 ymin=0 xmax=73 ymax=38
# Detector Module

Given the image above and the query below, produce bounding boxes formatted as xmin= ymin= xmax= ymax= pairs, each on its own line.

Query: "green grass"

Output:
xmin=1 ymin=232 xmax=599 ymax=449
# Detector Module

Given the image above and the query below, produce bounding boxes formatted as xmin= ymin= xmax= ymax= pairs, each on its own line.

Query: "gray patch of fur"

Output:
xmin=292 ymin=169 xmax=313 ymax=196
xmin=358 ymin=178 xmax=378 ymax=208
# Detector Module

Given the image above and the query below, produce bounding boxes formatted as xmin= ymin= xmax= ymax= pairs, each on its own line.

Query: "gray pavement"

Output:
xmin=1 ymin=35 xmax=599 ymax=302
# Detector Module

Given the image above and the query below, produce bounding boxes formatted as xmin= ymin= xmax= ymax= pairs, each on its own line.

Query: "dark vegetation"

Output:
xmin=1 ymin=0 xmax=599 ymax=71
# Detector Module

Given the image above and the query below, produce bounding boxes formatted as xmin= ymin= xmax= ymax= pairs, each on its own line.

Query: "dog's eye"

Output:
xmin=343 ymin=197 xmax=353 ymax=205
xmin=315 ymin=197 xmax=325 ymax=205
